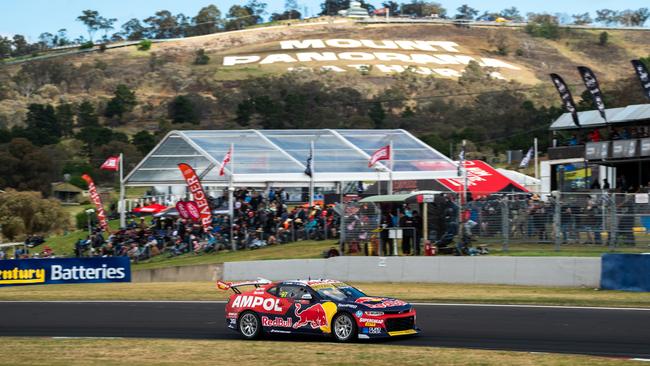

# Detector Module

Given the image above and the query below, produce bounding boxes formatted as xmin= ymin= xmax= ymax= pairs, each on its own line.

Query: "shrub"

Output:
xmin=193 ymin=49 xmax=210 ymax=65
xmin=137 ymin=39 xmax=152 ymax=51
xmin=599 ymin=31 xmax=609 ymax=46
xmin=79 ymin=41 xmax=95 ymax=50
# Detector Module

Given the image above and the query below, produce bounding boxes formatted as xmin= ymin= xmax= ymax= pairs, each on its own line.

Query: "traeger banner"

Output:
xmin=631 ymin=60 xmax=650 ymax=100
xmin=550 ymin=73 xmax=580 ymax=127
xmin=0 ymin=257 xmax=131 ymax=287
xmin=577 ymin=66 xmax=607 ymax=122
xmin=81 ymin=174 xmax=108 ymax=230
xmin=177 ymin=163 xmax=212 ymax=230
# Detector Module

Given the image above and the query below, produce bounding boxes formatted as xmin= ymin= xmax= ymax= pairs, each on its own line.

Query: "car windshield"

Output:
xmin=311 ymin=282 xmax=366 ymax=302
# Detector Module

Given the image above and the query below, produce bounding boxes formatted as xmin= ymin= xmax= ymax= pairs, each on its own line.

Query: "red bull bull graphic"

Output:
xmin=293 ymin=303 xmax=328 ymax=329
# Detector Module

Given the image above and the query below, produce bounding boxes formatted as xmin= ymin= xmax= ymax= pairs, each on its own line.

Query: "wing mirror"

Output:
xmin=301 ymin=293 xmax=312 ymax=300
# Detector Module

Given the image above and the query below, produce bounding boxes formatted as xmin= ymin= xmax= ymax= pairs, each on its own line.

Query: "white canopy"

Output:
xmin=124 ymin=129 xmax=459 ymax=187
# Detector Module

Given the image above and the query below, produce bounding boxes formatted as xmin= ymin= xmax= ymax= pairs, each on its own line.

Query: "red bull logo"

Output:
xmin=293 ymin=303 xmax=327 ymax=329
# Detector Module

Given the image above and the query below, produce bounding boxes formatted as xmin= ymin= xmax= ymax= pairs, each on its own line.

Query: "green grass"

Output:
xmin=489 ymin=243 xmax=650 ymax=256
xmin=133 ymin=240 xmax=337 ymax=270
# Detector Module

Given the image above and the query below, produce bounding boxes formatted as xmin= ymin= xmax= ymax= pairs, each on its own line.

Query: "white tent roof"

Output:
xmin=549 ymin=103 xmax=650 ymax=130
xmin=124 ymin=129 xmax=458 ymax=186
xmin=496 ymin=168 xmax=540 ymax=188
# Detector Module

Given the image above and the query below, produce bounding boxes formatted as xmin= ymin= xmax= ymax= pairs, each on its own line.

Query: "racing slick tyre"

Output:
xmin=238 ymin=311 xmax=262 ymax=340
xmin=332 ymin=312 xmax=357 ymax=342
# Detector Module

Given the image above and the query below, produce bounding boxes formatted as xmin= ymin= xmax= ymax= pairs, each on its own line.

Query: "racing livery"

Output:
xmin=218 ymin=278 xmax=419 ymax=341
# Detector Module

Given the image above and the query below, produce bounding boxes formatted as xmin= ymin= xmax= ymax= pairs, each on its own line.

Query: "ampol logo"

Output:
xmin=232 ymin=295 xmax=283 ymax=312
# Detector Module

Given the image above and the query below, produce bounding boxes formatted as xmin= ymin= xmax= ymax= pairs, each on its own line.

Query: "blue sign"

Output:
xmin=0 ymin=257 xmax=131 ymax=287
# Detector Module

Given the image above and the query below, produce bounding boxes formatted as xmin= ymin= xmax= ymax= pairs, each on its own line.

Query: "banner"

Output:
xmin=577 ymin=66 xmax=607 ymax=121
xmin=219 ymin=147 xmax=232 ymax=176
xmin=631 ymin=60 xmax=650 ymax=100
xmin=177 ymin=163 xmax=212 ymax=230
xmin=550 ymin=73 xmax=580 ymax=127
xmin=81 ymin=174 xmax=108 ymax=230
xmin=0 ymin=257 xmax=130 ymax=287
xmin=438 ymin=160 xmax=529 ymax=197
xmin=100 ymin=156 xmax=120 ymax=171
xmin=368 ymin=145 xmax=390 ymax=167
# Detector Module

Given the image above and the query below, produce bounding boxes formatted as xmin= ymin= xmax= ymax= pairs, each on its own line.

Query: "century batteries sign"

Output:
xmin=0 ymin=257 xmax=131 ymax=287
xmin=222 ymin=38 xmax=521 ymax=79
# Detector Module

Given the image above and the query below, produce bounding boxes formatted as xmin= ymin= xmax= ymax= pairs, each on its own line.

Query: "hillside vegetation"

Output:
xmin=1 ymin=21 xmax=649 ymax=194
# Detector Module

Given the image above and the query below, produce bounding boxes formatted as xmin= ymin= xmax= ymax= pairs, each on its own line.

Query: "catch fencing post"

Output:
xmin=553 ymin=191 xmax=561 ymax=252
xmin=501 ymin=198 xmax=509 ymax=252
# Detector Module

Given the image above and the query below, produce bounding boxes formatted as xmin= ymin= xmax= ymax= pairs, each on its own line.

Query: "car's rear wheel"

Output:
xmin=238 ymin=311 xmax=261 ymax=340
xmin=332 ymin=313 xmax=357 ymax=342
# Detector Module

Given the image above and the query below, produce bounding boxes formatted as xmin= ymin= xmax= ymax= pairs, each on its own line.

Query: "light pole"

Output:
xmin=85 ymin=208 xmax=95 ymax=235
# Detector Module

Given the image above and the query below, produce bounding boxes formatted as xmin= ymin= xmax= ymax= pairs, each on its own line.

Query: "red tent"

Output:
xmin=438 ymin=160 xmax=528 ymax=198
xmin=132 ymin=203 xmax=168 ymax=214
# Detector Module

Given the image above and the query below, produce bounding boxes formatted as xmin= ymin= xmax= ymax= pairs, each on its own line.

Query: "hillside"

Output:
xmin=1 ymin=19 xmax=650 ymax=152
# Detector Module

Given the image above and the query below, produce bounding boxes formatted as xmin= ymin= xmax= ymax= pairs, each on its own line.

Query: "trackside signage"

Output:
xmin=0 ymin=257 xmax=131 ymax=287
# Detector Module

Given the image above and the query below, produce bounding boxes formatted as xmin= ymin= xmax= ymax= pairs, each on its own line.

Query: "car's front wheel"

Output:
xmin=332 ymin=313 xmax=357 ymax=342
xmin=238 ymin=311 xmax=261 ymax=340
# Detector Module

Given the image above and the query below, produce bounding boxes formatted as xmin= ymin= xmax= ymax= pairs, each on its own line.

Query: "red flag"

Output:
xmin=219 ymin=147 xmax=232 ymax=176
xmin=368 ymin=145 xmax=391 ymax=167
xmin=177 ymin=163 xmax=212 ymax=230
xmin=100 ymin=156 xmax=120 ymax=171
xmin=81 ymin=174 xmax=108 ymax=230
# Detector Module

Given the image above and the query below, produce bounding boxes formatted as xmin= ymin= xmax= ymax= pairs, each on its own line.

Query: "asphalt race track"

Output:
xmin=1 ymin=301 xmax=649 ymax=358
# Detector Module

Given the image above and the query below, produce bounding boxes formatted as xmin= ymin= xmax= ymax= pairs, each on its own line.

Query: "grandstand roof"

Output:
xmin=550 ymin=103 xmax=650 ymax=130
xmin=124 ymin=129 xmax=458 ymax=186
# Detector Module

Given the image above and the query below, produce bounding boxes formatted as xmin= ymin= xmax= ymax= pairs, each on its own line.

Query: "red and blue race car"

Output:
xmin=217 ymin=278 xmax=419 ymax=342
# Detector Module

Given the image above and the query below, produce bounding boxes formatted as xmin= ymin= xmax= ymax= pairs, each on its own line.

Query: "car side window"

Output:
xmin=266 ymin=286 xmax=278 ymax=297
xmin=277 ymin=285 xmax=305 ymax=300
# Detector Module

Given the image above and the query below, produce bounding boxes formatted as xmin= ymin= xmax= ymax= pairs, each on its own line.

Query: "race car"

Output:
xmin=217 ymin=278 xmax=419 ymax=342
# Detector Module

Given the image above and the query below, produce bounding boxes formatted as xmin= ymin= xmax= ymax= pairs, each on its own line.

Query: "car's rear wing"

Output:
xmin=216 ymin=278 xmax=272 ymax=294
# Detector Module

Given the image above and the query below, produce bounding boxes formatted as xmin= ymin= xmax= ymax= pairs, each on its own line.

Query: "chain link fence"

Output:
xmin=340 ymin=191 xmax=650 ymax=255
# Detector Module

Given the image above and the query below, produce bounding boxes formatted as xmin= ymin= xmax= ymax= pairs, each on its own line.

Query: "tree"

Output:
xmin=320 ymin=0 xmax=348 ymax=16
xmin=144 ymin=10 xmax=183 ymax=39
xmin=77 ymin=100 xmax=99 ymax=127
xmin=459 ymin=60 xmax=488 ymax=84
xmin=525 ymin=13 xmax=561 ymax=39
xmin=0 ymin=190 xmax=69 ymax=239
xmin=55 ymin=103 xmax=75 ymax=137
xmin=0 ymin=139 xmax=68 ymax=194
xmin=168 ymin=95 xmax=199 ymax=124
xmin=400 ymin=1 xmax=446 ymax=18
xmin=191 ymin=5 xmax=223 ymax=35
xmin=98 ymin=16 xmax=118 ymax=41
xmin=77 ymin=10 xmax=101 ymax=41
xmin=572 ymin=12 xmax=592 ymax=25
xmin=455 ymin=4 xmax=479 ymax=20
xmin=104 ymin=84 xmax=137 ymax=120
xmin=270 ymin=10 xmax=302 ymax=21
xmin=500 ymin=7 xmax=523 ymax=22
xmin=131 ymin=131 xmax=156 ymax=155
xmin=75 ymin=126 xmax=116 ymax=155
xmin=379 ymin=1 xmax=398 ymax=15
xmin=599 ymin=31 xmax=609 ymax=46
xmin=121 ymin=18 xmax=148 ymax=40
xmin=0 ymin=36 xmax=12 ymax=59
xmin=225 ymin=1 xmax=267 ymax=30
xmin=368 ymin=102 xmax=386 ymax=128
xmin=617 ymin=8 xmax=650 ymax=26
xmin=595 ymin=9 xmax=619 ymax=25
xmin=23 ymin=104 xmax=60 ymax=146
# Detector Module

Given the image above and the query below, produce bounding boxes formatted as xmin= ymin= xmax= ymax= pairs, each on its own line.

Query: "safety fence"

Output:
xmin=341 ymin=191 xmax=650 ymax=255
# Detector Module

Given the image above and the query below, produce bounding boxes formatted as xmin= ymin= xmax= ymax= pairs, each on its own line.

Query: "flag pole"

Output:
xmin=388 ymin=140 xmax=394 ymax=195
xmin=534 ymin=137 xmax=539 ymax=181
xmin=228 ymin=143 xmax=235 ymax=251
xmin=119 ymin=152 xmax=125 ymax=228
xmin=309 ymin=140 xmax=315 ymax=207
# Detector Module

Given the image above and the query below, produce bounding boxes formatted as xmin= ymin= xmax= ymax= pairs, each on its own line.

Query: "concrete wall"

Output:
xmin=132 ymin=263 xmax=223 ymax=282
xmin=132 ymin=257 xmax=601 ymax=287
xmin=223 ymin=257 xmax=601 ymax=287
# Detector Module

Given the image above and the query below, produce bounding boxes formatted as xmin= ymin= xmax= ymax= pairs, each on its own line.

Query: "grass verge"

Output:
xmin=2 ymin=282 xmax=649 ymax=308
xmin=0 ymin=337 xmax=631 ymax=366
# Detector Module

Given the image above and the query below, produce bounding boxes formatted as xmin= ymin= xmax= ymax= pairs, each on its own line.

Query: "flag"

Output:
xmin=577 ymin=66 xmax=607 ymax=121
xmin=178 ymin=163 xmax=212 ymax=230
xmin=100 ymin=156 xmax=120 ymax=171
xmin=219 ymin=146 xmax=232 ymax=176
xmin=81 ymin=174 xmax=108 ymax=230
xmin=519 ymin=147 xmax=533 ymax=168
xmin=368 ymin=145 xmax=390 ymax=167
xmin=631 ymin=60 xmax=650 ymax=100
xmin=550 ymin=73 xmax=580 ymax=127
xmin=304 ymin=144 xmax=313 ymax=177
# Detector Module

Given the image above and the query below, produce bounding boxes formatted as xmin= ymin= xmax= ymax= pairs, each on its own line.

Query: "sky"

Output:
xmin=1 ymin=0 xmax=648 ymax=41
